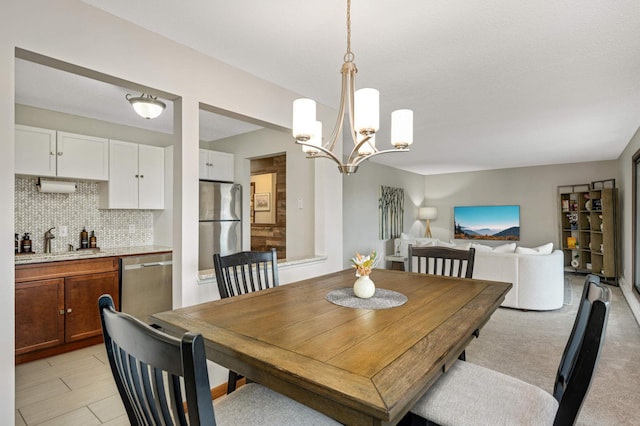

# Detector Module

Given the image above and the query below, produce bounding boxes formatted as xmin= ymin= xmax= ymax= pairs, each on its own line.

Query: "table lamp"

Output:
xmin=419 ymin=207 xmax=437 ymax=238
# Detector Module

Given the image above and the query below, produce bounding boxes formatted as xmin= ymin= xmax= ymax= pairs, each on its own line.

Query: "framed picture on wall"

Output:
xmin=254 ymin=192 xmax=271 ymax=211
xmin=453 ymin=205 xmax=520 ymax=240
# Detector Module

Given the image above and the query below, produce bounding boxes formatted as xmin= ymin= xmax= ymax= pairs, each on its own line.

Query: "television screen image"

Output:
xmin=454 ymin=205 xmax=520 ymax=241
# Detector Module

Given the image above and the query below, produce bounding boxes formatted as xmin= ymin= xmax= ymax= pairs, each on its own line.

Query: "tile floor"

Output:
xmin=15 ymin=344 xmax=128 ymax=426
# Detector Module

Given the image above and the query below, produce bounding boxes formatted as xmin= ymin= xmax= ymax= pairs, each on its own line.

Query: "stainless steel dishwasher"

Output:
xmin=120 ymin=253 xmax=172 ymax=324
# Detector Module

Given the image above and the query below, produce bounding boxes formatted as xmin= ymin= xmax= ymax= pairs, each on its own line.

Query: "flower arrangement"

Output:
xmin=351 ymin=251 xmax=378 ymax=277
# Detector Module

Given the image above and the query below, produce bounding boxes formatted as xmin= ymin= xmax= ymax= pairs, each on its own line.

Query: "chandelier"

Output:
xmin=292 ymin=0 xmax=413 ymax=175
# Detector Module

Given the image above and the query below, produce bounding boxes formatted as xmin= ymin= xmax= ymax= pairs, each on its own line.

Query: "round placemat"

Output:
xmin=326 ymin=288 xmax=408 ymax=309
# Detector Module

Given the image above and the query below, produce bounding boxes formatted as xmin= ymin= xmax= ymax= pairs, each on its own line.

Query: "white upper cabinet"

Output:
xmin=199 ymin=149 xmax=234 ymax=182
xmin=56 ymin=132 xmax=109 ymax=180
xmin=15 ymin=125 xmax=57 ymax=177
xmin=137 ymin=144 xmax=165 ymax=209
xmin=15 ymin=125 xmax=109 ymax=181
xmin=98 ymin=140 xmax=164 ymax=210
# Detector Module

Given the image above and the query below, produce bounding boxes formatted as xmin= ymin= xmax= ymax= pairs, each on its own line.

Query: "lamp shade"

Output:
xmin=391 ymin=109 xmax=413 ymax=147
xmin=293 ymin=98 xmax=316 ymax=140
xmin=354 ymin=88 xmax=379 ymax=135
xmin=419 ymin=207 xmax=437 ymax=220
xmin=303 ymin=121 xmax=322 ymax=154
xmin=358 ymin=134 xmax=376 ymax=156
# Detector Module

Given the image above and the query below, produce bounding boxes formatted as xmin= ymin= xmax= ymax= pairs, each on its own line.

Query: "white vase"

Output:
xmin=353 ymin=275 xmax=375 ymax=299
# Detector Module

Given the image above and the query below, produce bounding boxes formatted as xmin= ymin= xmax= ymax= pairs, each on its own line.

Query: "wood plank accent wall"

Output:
xmin=250 ymin=154 xmax=286 ymax=259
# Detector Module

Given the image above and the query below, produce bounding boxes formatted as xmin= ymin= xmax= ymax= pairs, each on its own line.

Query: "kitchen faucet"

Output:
xmin=44 ymin=227 xmax=55 ymax=254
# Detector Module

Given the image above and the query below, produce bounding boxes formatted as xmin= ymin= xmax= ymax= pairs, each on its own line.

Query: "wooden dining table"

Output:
xmin=152 ymin=268 xmax=511 ymax=426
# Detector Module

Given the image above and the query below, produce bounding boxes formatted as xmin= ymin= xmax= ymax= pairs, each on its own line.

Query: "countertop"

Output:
xmin=15 ymin=245 xmax=172 ymax=265
xmin=198 ymin=255 xmax=328 ymax=280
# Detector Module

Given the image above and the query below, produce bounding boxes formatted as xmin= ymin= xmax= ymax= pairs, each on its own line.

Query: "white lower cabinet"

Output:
xmin=15 ymin=126 xmax=108 ymax=180
xmin=98 ymin=140 xmax=164 ymax=209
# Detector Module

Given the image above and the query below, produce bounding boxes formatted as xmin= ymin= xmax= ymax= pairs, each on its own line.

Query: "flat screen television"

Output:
xmin=453 ymin=205 xmax=520 ymax=241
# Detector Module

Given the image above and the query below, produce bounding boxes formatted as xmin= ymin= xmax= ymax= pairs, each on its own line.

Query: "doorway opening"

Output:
xmin=250 ymin=154 xmax=286 ymax=259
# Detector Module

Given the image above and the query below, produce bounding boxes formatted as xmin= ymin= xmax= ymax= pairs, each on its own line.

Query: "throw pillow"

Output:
xmin=436 ymin=240 xmax=456 ymax=248
xmin=454 ymin=242 xmax=472 ymax=251
xmin=492 ymin=243 xmax=517 ymax=253
xmin=470 ymin=243 xmax=492 ymax=252
xmin=515 ymin=242 xmax=553 ymax=255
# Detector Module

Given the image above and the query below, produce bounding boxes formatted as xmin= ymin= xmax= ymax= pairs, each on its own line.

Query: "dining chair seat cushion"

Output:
xmin=412 ymin=361 xmax=559 ymax=426
xmin=215 ymin=382 xmax=341 ymax=425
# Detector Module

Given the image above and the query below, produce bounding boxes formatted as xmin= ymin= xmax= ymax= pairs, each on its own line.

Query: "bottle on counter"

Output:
xmin=15 ymin=233 xmax=19 ymax=254
xmin=21 ymin=233 xmax=32 ymax=253
xmin=80 ymin=227 xmax=89 ymax=249
xmin=90 ymin=230 xmax=97 ymax=248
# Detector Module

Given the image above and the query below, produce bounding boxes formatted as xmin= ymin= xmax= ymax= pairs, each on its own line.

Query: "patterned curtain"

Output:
xmin=379 ymin=186 xmax=404 ymax=240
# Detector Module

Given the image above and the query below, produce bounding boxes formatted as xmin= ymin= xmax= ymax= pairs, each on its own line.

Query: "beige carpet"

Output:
xmin=466 ymin=274 xmax=640 ymax=425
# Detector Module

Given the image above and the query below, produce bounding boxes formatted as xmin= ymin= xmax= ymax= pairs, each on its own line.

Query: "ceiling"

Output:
xmin=17 ymin=0 xmax=640 ymax=175
xmin=14 ymin=58 xmax=263 ymax=144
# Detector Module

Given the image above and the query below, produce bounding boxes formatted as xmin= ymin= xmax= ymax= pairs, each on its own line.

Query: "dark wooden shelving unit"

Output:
xmin=558 ymin=180 xmax=618 ymax=284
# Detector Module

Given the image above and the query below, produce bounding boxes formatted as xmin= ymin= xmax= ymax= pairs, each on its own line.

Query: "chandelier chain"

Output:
xmin=293 ymin=0 xmax=413 ymax=175
xmin=344 ymin=0 xmax=354 ymax=63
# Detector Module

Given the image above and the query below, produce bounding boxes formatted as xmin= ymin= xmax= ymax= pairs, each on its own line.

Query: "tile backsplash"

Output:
xmin=15 ymin=176 xmax=153 ymax=253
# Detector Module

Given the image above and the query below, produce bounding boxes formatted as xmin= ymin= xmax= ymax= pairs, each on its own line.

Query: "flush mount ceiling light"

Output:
xmin=292 ymin=0 xmax=414 ymax=175
xmin=125 ymin=93 xmax=166 ymax=119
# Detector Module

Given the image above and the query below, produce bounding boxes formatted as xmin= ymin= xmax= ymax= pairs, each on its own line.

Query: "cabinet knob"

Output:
xmin=139 ymin=175 xmax=144 ymax=178
xmin=50 ymin=152 xmax=55 ymax=156
xmin=59 ymin=309 xmax=65 ymax=315
xmin=67 ymin=308 xmax=72 ymax=313
xmin=135 ymin=174 xmax=139 ymax=178
xmin=57 ymin=152 xmax=63 ymax=156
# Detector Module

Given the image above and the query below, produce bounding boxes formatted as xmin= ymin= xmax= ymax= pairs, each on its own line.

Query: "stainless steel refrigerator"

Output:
xmin=199 ymin=181 xmax=242 ymax=270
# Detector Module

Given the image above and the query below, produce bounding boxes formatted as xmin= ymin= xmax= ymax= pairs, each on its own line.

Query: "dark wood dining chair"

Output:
xmin=408 ymin=245 xmax=476 ymax=278
xmin=410 ymin=274 xmax=611 ymax=426
xmin=213 ymin=248 xmax=279 ymax=298
xmin=98 ymin=294 xmax=340 ymax=426
xmin=408 ymin=245 xmax=477 ymax=360
xmin=213 ymin=248 xmax=279 ymax=393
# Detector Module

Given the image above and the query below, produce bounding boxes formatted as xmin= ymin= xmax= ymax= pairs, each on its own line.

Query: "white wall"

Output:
xmin=15 ymin=104 xmax=175 ymax=147
xmin=343 ymin=161 xmax=425 ymax=269
xmin=1 ymin=0 xmax=343 ymax=419
xmin=423 ymin=161 xmax=619 ymax=248
xmin=617 ymin=126 xmax=640 ymax=320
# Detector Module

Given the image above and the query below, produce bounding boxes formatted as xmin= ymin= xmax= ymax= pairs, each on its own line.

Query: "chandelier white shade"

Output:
xmin=303 ymin=121 xmax=322 ymax=155
xmin=292 ymin=0 xmax=414 ymax=175
xmin=126 ymin=93 xmax=166 ymax=119
xmin=292 ymin=98 xmax=316 ymax=141
xmin=354 ymin=88 xmax=379 ymax=135
xmin=391 ymin=110 xmax=414 ymax=148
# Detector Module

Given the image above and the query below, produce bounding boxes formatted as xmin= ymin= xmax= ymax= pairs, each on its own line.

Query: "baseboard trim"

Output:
xmin=619 ymin=277 xmax=640 ymax=326
xmin=211 ymin=378 xmax=246 ymax=400
xmin=183 ymin=378 xmax=246 ymax=412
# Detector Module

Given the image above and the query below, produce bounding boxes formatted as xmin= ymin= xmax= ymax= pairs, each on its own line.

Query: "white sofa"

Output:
xmin=395 ymin=236 xmax=565 ymax=311
xmin=472 ymin=249 xmax=564 ymax=310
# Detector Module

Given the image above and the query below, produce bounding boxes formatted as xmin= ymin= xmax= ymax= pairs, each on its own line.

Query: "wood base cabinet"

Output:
xmin=15 ymin=257 xmax=119 ymax=364
xmin=15 ymin=278 xmax=64 ymax=355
